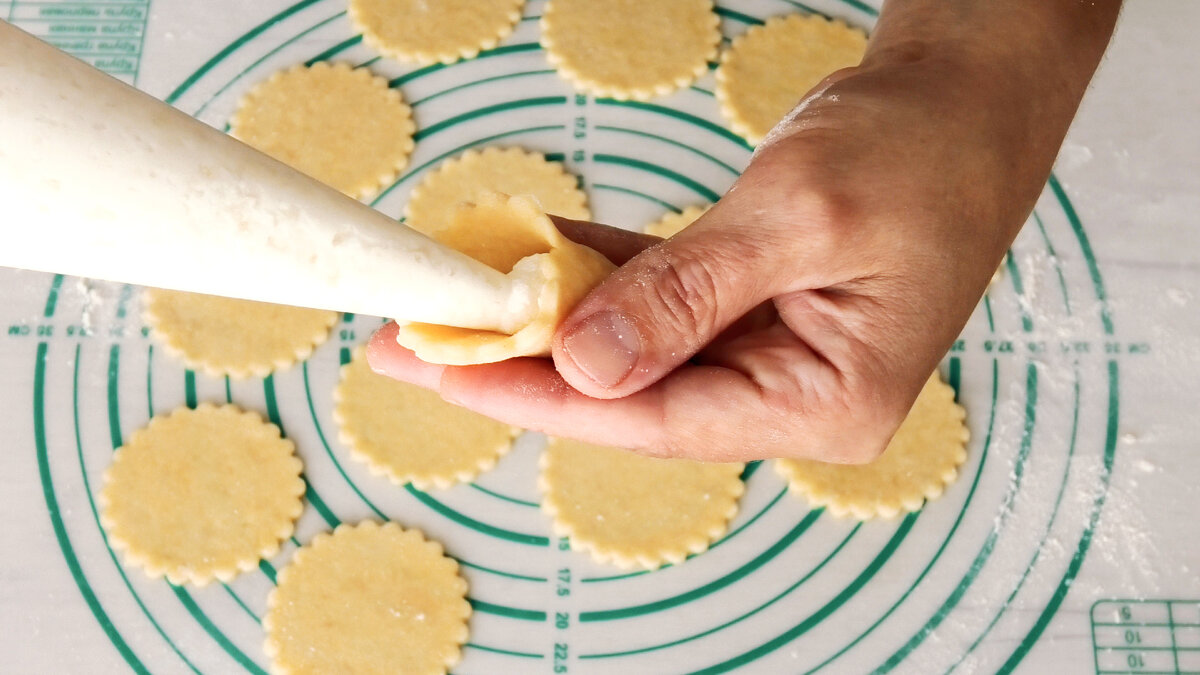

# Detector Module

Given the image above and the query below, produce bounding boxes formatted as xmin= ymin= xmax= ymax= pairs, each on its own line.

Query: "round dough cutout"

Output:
xmin=231 ymin=62 xmax=415 ymax=199
xmin=349 ymin=0 xmax=524 ymax=65
xmin=541 ymin=0 xmax=720 ymax=100
xmin=716 ymin=14 xmax=867 ymax=145
xmin=334 ymin=346 xmax=519 ymax=489
xmin=540 ymin=437 xmax=745 ymax=569
xmin=99 ymin=404 xmax=305 ymax=586
xmin=645 ymin=204 xmax=711 ymax=238
xmin=264 ymin=521 xmax=470 ymax=674
xmin=775 ymin=372 xmax=969 ymax=520
xmin=143 ymin=288 xmax=339 ymax=379
xmin=404 ymin=147 xmax=589 ymax=237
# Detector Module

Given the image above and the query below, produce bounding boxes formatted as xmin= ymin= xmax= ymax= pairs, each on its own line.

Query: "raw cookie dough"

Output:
xmin=540 ymin=437 xmax=745 ymax=569
xmin=143 ymin=288 xmax=339 ymax=379
xmin=395 ymin=193 xmax=615 ymax=365
xmin=541 ymin=0 xmax=720 ymax=100
xmin=230 ymin=62 xmax=415 ymax=199
xmin=334 ymin=346 xmax=520 ymax=489
xmin=99 ymin=404 xmax=304 ymax=586
xmin=716 ymin=14 xmax=867 ymax=145
xmin=990 ymin=255 xmax=1007 ymax=287
xmin=349 ymin=0 xmax=524 ymax=65
xmin=404 ymin=147 xmax=590 ymax=236
xmin=775 ymin=372 xmax=969 ymax=520
xmin=644 ymin=204 xmax=711 ymax=238
xmin=264 ymin=521 xmax=470 ymax=674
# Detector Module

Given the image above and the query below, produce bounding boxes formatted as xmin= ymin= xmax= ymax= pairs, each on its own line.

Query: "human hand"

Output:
xmin=368 ymin=0 xmax=1120 ymax=462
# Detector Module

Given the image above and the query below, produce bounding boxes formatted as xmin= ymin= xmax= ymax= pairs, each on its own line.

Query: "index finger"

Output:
xmin=550 ymin=215 xmax=661 ymax=266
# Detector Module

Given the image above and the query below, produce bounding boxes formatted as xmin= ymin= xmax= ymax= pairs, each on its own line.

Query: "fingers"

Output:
xmin=437 ymin=358 xmax=670 ymax=452
xmin=367 ymin=320 xmax=904 ymax=463
xmin=671 ymin=322 xmax=899 ymax=464
xmin=366 ymin=321 xmax=669 ymax=451
xmin=365 ymin=322 xmax=444 ymax=389
xmin=552 ymin=202 xmax=792 ymax=400
xmin=550 ymin=216 xmax=661 ymax=266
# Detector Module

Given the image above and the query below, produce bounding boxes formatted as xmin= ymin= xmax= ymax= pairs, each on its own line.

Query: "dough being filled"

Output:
xmin=395 ymin=192 xmax=614 ymax=365
xmin=264 ymin=521 xmax=470 ymax=674
xmin=99 ymin=404 xmax=305 ymax=586
xmin=775 ymin=372 xmax=969 ymax=519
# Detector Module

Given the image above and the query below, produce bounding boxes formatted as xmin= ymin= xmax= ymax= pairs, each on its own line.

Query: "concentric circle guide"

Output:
xmin=5 ymin=0 xmax=1144 ymax=673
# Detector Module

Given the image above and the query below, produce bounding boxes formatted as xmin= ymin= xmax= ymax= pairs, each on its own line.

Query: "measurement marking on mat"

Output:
xmin=1092 ymin=599 xmax=1200 ymax=674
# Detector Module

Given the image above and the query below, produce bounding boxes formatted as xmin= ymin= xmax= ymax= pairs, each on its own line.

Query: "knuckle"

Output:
xmin=788 ymin=186 xmax=860 ymax=256
xmin=831 ymin=377 xmax=912 ymax=464
xmin=835 ymin=430 xmax=891 ymax=466
xmin=767 ymin=369 xmax=909 ymax=464
xmin=821 ymin=65 xmax=860 ymax=85
xmin=744 ymin=176 xmax=859 ymax=263
xmin=646 ymin=433 xmax=695 ymax=461
xmin=655 ymin=407 xmax=714 ymax=459
xmin=645 ymin=249 xmax=723 ymax=340
xmin=740 ymin=144 xmax=866 ymax=266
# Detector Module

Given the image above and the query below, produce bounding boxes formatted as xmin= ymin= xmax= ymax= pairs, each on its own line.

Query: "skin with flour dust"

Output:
xmin=369 ymin=0 xmax=1125 ymax=463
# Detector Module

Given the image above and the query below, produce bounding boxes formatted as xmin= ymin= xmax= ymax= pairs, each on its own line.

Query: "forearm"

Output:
xmin=867 ymin=0 xmax=1122 ymax=144
xmin=848 ymin=0 xmax=1122 ymax=248
xmin=869 ymin=0 xmax=1122 ymax=78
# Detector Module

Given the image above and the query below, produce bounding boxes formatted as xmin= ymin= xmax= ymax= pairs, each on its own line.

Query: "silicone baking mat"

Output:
xmin=2 ymin=1 xmax=1196 ymax=673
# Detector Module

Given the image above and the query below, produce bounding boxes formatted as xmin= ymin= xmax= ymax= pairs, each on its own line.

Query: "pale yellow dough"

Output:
xmin=395 ymin=193 xmax=615 ymax=365
xmin=349 ymin=0 xmax=524 ymax=65
xmin=644 ymin=204 xmax=711 ymax=238
xmin=540 ymin=438 xmax=745 ymax=569
xmin=716 ymin=14 xmax=867 ymax=145
xmin=231 ymin=62 xmax=415 ymax=199
xmin=541 ymin=0 xmax=720 ymax=100
xmin=143 ymin=288 xmax=339 ymax=379
xmin=264 ymin=521 xmax=470 ymax=675
xmin=333 ymin=346 xmax=519 ymax=489
xmin=404 ymin=147 xmax=590 ymax=236
xmin=775 ymin=373 xmax=969 ymax=520
xmin=99 ymin=404 xmax=305 ymax=586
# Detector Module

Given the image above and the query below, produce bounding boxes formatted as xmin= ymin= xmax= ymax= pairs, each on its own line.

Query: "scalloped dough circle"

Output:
xmin=99 ymin=404 xmax=304 ymax=586
xmin=774 ymin=372 xmax=969 ymax=520
xmin=264 ymin=521 xmax=471 ymax=674
xmin=644 ymin=204 xmax=711 ymax=238
xmin=404 ymin=147 xmax=590 ymax=236
xmin=230 ymin=61 xmax=414 ymax=199
xmin=333 ymin=346 xmax=519 ymax=489
xmin=540 ymin=437 xmax=745 ymax=569
xmin=541 ymin=0 xmax=720 ymax=100
xmin=350 ymin=0 xmax=524 ymax=65
xmin=143 ymin=288 xmax=338 ymax=379
xmin=395 ymin=193 xmax=615 ymax=365
xmin=716 ymin=14 xmax=867 ymax=145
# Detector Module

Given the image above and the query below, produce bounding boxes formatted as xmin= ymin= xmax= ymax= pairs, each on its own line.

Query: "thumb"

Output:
xmin=552 ymin=207 xmax=783 ymax=399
